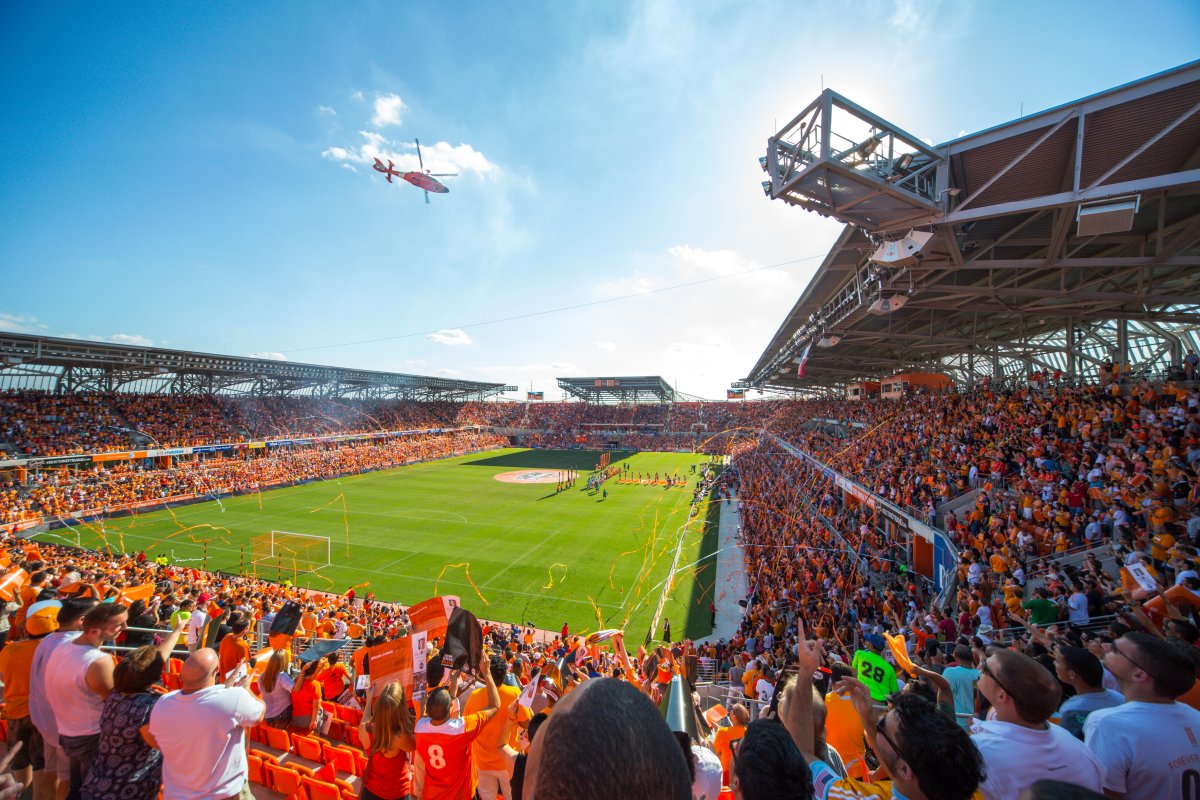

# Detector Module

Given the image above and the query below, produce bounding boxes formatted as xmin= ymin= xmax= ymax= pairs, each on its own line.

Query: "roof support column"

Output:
xmin=1116 ymin=319 xmax=1129 ymax=369
xmin=1066 ymin=318 xmax=1077 ymax=379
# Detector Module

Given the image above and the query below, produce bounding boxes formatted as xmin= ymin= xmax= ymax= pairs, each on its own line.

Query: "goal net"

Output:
xmin=250 ymin=531 xmax=331 ymax=579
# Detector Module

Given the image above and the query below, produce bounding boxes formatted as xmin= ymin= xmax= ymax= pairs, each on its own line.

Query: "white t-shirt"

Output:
xmin=1067 ymin=592 xmax=1089 ymax=624
xmin=1084 ymin=700 xmax=1200 ymax=799
xmin=756 ymin=678 xmax=775 ymax=704
xmin=44 ymin=639 xmax=111 ymax=736
xmin=971 ymin=718 xmax=1106 ymax=800
xmin=28 ymin=630 xmax=80 ymax=742
xmin=186 ymin=610 xmax=207 ymax=650
xmin=691 ymin=744 xmax=723 ymax=800
xmin=149 ymin=685 xmax=265 ymax=800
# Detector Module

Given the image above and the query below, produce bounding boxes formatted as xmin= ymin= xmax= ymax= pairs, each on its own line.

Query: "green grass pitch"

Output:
xmin=39 ymin=449 xmax=721 ymax=642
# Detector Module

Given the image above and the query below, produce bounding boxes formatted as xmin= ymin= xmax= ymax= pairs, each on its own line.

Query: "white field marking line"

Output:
xmin=376 ymin=552 xmax=421 ymax=572
xmin=107 ymin=528 xmax=622 ymax=609
xmin=614 ymin=489 xmax=695 ymax=614
xmin=478 ymin=529 xmax=562 ymax=590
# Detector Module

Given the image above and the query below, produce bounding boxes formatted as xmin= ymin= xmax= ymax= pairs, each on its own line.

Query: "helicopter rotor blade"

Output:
xmin=415 ymin=139 xmax=425 ymax=172
xmin=424 ymin=190 xmax=430 ymax=205
xmin=427 ymin=172 xmax=457 ymax=177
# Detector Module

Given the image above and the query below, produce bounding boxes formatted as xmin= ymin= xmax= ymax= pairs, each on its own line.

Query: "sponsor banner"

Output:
xmin=249 ymin=442 xmax=266 ymax=449
xmin=933 ymin=534 xmax=956 ymax=595
xmin=0 ymin=459 xmax=29 ymax=469
xmin=726 ymin=390 xmax=745 ymax=399
xmin=28 ymin=454 xmax=93 ymax=467
xmin=192 ymin=444 xmax=234 ymax=454
xmin=93 ymin=453 xmax=131 ymax=462
xmin=878 ymin=502 xmax=907 ymax=529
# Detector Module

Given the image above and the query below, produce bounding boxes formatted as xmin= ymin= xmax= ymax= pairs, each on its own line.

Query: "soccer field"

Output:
xmin=39 ymin=448 xmax=721 ymax=641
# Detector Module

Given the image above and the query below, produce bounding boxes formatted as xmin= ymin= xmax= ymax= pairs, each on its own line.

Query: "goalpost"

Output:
xmin=249 ymin=530 xmax=332 ymax=580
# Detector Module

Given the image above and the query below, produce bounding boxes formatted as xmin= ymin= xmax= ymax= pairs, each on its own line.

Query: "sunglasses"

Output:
xmin=980 ymin=658 xmax=1013 ymax=698
xmin=1111 ymin=641 xmax=1158 ymax=682
xmin=874 ymin=712 xmax=909 ymax=765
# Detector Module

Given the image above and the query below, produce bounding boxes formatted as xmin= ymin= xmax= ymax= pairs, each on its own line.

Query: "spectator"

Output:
xmin=710 ymin=703 xmax=749 ymax=785
xmin=258 ymin=650 xmax=295 ymax=728
xmin=522 ymin=677 xmax=692 ymax=800
xmin=289 ymin=659 xmax=323 ymax=734
xmin=28 ymin=597 xmax=95 ymax=800
xmin=1084 ymin=633 xmax=1200 ymax=798
xmin=216 ymin=614 xmax=250 ymax=679
xmin=83 ymin=618 xmax=183 ymax=800
xmin=941 ymin=644 xmax=981 ymax=729
xmin=1052 ymin=647 xmax=1122 ymax=740
xmin=45 ymin=602 xmax=127 ymax=800
xmin=145 ymin=648 xmax=264 ymax=800
xmin=317 ymin=650 xmax=350 ymax=704
xmin=462 ymin=654 xmax=530 ymax=800
xmin=852 ymin=634 xmax=897 ymax=702
xmin=415 ymin=653 xmax=500 ymax=800
xmin=357 ymin=682 xmax=416 ymax=800
xmin=972 ymin=650 xmax=1105 ymax=799
xmin=0 ymin=599 xmax=59 ymax=794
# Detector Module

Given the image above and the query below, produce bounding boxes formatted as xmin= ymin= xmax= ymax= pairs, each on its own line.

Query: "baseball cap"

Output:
xmin=26 ymin=599 xmax=61 ymax=636
xmin=865 ymin=634 xmax=887 ymax=650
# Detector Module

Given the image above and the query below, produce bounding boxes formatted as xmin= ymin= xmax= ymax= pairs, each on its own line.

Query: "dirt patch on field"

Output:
xmin=494 ymin=469 xmax=562 ymax=484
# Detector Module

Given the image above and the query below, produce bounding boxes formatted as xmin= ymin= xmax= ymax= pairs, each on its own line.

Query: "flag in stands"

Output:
xmin=796 ymin=342 xmax=813 ymax=377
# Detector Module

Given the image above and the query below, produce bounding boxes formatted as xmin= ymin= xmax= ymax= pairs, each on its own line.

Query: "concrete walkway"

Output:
xmin=697 ymin=493 xmax=748 ymax=644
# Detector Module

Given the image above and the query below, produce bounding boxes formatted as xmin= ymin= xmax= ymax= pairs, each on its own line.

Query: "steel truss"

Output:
xmin=748 ymin=61 xmax=1200 ymax=392
xmin=0 ymin=333 xmax=516 ymax=401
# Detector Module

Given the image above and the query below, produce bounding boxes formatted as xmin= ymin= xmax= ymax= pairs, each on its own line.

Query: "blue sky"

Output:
xmin=2 ymin=1 xmax=1198 ymax=399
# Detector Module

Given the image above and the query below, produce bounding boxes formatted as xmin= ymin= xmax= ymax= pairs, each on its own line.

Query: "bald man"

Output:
xmin=145 ymin=648 xmax=264 ymax=800
xmin=522 ymin=678 xmax=691 ymax=800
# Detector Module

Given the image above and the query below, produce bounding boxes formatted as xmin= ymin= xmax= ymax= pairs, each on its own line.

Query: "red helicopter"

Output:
xmin=372 ymin=139 xmax=457 ymax=204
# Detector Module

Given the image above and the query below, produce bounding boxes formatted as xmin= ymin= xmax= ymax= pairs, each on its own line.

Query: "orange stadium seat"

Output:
xmin=263 ymin=763 xmax=303 ymax=796
xmin=291 ymin=732 xmax=324 ymax=762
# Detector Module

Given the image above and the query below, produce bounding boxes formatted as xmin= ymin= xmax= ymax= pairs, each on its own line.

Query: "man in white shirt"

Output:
xmin=971 ymin=649 xmax=1105 ymax=800
xmin=1066 ymin=587 xmax=1089 ymax=625
xmin=185 ymin=604 xmax=207 ymax=653
xmin=146 ymin=648 xmax=264 ymax=800
xmin=28 ymin=598 xmax=95 ymax=799
xmin=1084 ymin=632 xmax=1200 ymax=799
xmin=45 ymin=602 xmax=126 ymax=800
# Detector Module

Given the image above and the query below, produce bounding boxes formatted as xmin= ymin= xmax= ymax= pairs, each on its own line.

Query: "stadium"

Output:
xmin=2 ymin=10 xmax=1200 ymax=800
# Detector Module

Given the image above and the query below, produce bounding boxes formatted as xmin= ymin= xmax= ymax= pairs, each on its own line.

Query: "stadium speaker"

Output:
xmin=867 ymin=295 xmax=909 ymax=315
xmin=1077 ymin=196 xmax=1139 ymax=237
xmin=868 ymin=230 xmax=935 ymax=268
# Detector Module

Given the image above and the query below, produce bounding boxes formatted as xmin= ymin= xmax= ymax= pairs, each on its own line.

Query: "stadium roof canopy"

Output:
xmin=745 ymin=60 xmax=1200 ymax=393
xmin=557 ymin=376 xmax=677 ymax=403
xmin=0 ymin=333 xmax=516 ymax=401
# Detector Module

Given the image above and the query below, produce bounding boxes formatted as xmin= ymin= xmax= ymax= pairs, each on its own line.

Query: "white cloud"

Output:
xmin=595 ymin=341 xmax=617 ymax=352
xmin=0 ymin=312 xmax=49 ymax=335
xmin=339 ymin=163 xmax=358 ymax=173
xmin=350 ymin=91 xmax=364 ymax=102
xmin=890 ymin=0 xmax=921 ymax=33
xmin=435 ymin=368 xmax=463 ymax=377
xmin=108 ymin=333 xmax=155 ymax=347
xmin=317 ymin=105 xmax=336 ymax=116
xmin=371 ymin=93 xmax=406 ymax=128
xmin=250 ymin=351 xmax=288 ymax=361
xmin=427 ymin=328 xmax=472 ymax=346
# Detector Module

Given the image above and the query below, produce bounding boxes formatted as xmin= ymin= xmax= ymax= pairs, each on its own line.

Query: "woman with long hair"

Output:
xmin=290 ymin=658 xmax=322 ymax=733
xmin=260 ymin=650 xmax=294 ymax=727
xmin=357 ymin=682 xmax=416 ymax=800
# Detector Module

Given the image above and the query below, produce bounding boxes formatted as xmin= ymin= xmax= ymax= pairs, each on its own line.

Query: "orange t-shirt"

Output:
xmin=414 ymin=712 xmax=488 ymax=800
xmin=0 ymin=638 xmax=39 ymax=719
xmin=463 ymin=683 xmax=528 ymax=771
xmin=712 ymin=723 xmax=745 ymax=782
xmin=218 ymin=635 xmax=250 ymax=679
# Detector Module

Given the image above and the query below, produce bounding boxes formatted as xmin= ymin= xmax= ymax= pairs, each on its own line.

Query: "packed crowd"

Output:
xmin=1 ymin=377 xmax=1199 ymax=798
xmin=1 ymin=431 xmax=507 ymax=525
